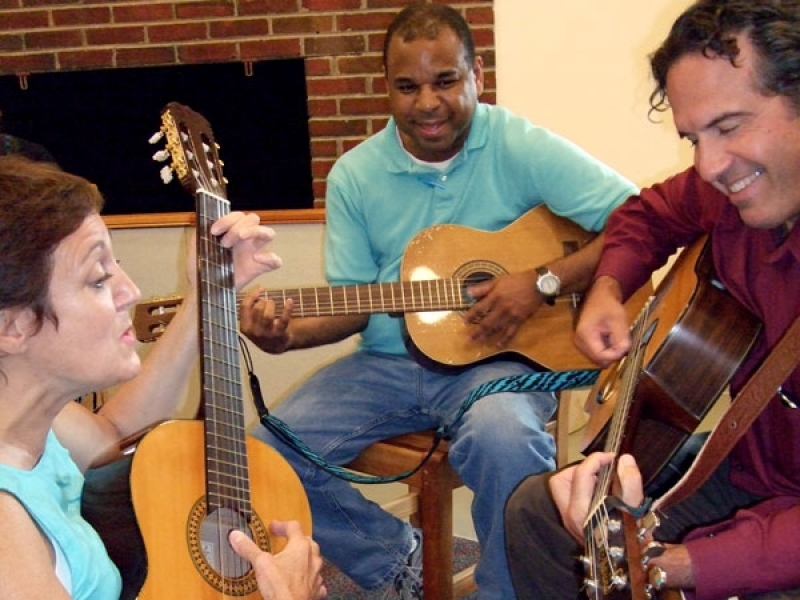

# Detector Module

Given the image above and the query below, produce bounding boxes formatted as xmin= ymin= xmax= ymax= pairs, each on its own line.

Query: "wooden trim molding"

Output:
xmin=104 ymin=208 xmax=326 ymax=229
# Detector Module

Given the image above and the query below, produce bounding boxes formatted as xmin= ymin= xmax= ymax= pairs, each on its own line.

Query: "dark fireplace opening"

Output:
xmin=0 ymin=59 xmax=313 ymax=215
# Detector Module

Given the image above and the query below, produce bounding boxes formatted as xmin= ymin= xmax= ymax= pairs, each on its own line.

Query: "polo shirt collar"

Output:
xmin=383 ymin=103 xmax=490 ymax=174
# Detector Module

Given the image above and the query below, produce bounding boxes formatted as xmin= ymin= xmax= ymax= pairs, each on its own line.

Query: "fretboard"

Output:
xmin=590 ymin=298 xmax=653 ymax=507
xmin=197 ymin=189 xmax=252 ymax=517
xmin=259 ymin=279 xmax=473 ymax=317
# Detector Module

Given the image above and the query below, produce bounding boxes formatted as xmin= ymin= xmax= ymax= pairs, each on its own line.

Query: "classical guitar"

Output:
xmin=580 ymin=236 xmax=761 ymax=600
xmin=133 ymin=207 xmax=650 ymax=372
xmin=129 ymin=103 xmax=312 ymax=599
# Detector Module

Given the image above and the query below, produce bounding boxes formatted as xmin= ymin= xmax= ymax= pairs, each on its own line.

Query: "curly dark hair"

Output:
xmin=382 ymin=2 xmax=476 ymax=71
xmin=649 ymin=0 xmax=800 ymax=115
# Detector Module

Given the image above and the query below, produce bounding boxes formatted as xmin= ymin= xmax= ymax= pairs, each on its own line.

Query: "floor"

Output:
xmin=357 ymin=388 xmax=731 ymax=542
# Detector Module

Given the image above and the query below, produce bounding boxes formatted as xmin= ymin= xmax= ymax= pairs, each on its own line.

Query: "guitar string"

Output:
xmin=200 ymin=190 xmax=226 ymax=587
xmin=219 ymin=189 xmax=252 ymax=584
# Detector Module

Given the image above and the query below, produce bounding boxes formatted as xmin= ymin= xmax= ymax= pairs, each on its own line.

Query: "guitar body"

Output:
xmin=581 ymin=237 xmax=762 ymax=488
xmin=131 ymin=420 xmax=311 ymax=599
xmin=402 ymin=206 xmax=649 ymax=371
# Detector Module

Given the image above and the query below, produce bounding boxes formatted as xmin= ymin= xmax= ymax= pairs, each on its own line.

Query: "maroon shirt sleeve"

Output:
xmin=685 ymin=497 xmax=800 ymax=599
xmin=595 ymin=167 xmax=725 ymax=300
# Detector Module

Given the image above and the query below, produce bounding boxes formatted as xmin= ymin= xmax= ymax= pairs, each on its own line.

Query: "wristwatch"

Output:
xmin=535 ymin=266 xmax=561 ymax=305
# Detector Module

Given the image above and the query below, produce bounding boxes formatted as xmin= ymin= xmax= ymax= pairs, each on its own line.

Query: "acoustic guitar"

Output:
xmin=580 ymin=236 xmax=761 ymax=600
xmin=133 ymin=207 xmax=650 ymax=372
xmin=130 ymin=103 xmax=312 ymax=599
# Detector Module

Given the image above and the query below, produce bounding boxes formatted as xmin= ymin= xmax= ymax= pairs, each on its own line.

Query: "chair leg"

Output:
xmin=418 ymin=449 xmax=456 ymax=600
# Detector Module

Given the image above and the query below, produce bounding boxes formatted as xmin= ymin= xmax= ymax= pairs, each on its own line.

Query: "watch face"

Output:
xmin=539 ymin=275 xmax=559 ymax=295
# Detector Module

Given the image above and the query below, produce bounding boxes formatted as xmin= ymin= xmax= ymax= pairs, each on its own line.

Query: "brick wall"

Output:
xmin=0 ymin=0 xmax=496 ymax=209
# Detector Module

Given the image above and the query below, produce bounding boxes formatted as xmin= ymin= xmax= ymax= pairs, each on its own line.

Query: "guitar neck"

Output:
xmin=582 ymin=300 xmax=655 ymax=600
xmin=261 ymin=279 xmax=472 ymax=317
xmin=197 ymin=190 xmax=252 ymax=516
xmin=588 ymin=299 xmax=654 ymax=510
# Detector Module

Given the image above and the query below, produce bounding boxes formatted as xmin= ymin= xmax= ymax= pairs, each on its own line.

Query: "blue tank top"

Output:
xmin=0 ymin=430 xmax=122 ymax=599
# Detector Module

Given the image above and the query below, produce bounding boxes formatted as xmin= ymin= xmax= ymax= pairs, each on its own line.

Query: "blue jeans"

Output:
xmin=250 ymin=351 xmax=558 ymax=599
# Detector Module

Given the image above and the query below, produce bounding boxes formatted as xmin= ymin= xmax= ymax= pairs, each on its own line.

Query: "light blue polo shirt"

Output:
xmin=324 ymin=102 xmax=637 ymax=356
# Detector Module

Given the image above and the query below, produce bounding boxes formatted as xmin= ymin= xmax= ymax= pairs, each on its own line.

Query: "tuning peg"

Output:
xmin=637 ymin=511 xmax=660 ymax=542
xmin=148 ymin=130 xmax=164 ymax=144
xmin=646 ymin=565 xmax=667 ymax=595
xmin=640 ymin=540 xmax=666 ymax=568
xmin=152 ymin=149 xmax=170 ymax=162
xmin=159 ymin=165 xmax=174 ymax=184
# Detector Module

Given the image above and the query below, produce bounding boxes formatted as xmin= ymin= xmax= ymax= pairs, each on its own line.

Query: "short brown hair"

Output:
xmin=0 ymin=155 xmax=104 ymax=333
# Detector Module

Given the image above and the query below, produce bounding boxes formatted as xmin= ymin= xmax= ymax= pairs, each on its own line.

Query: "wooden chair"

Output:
xmin=345 ymin=392 xmax=573 ymax=600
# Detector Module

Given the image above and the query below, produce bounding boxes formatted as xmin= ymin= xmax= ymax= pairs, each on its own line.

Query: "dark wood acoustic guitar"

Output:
xmin=130 ymin=102 xmax=312 ymax=599
xmin=580 ymin=236 xmax=761 ymax=600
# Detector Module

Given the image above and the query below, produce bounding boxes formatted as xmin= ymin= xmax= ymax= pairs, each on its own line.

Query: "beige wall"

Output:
xmin=113 ymin=222 xmax=353 ymax=424
xmin=113 ymin=0 xmax=696 ymax=425
xmin=496 ymin=0 xmax=693 ymax=187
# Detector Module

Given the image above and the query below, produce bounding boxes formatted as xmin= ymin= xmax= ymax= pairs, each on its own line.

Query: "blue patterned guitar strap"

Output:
xmin=241 ymin=336 xmax=598 ymax=483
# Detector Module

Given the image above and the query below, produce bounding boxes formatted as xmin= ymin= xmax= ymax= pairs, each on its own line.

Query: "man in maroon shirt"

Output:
xmin=505 ymin=2 xmax=800 ymax=599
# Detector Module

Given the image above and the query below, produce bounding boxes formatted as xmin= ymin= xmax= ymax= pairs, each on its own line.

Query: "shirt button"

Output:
xmin=441 ymin=175 xmax=447 ymax=181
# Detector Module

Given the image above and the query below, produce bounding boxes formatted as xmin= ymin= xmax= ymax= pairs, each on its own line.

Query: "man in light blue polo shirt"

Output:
xmin=240 ymin=4 xmax=636 ymax=599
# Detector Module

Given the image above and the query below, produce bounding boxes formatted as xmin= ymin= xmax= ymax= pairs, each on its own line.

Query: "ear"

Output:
xmin=472 ymin=55 xmax=485 ymax=96
xmin=0 ymin=307 xmax=37 ymax=355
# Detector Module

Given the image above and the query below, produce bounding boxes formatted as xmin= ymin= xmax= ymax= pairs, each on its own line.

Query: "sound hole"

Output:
xmin=453 ymin=260 xmax=508 ymax=306
xmin=200 ymin=507 xmax=251 ymax=577
xmin=187 ymin=498 xmax=269 ymax=595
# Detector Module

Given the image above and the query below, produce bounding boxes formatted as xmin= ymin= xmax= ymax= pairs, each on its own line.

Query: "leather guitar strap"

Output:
xmin=654 ymin=314 xmax=800 ymax=512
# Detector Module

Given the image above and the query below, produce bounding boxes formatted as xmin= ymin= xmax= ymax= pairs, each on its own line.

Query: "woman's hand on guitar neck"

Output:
xmin=550 ymin=452 xmax=644 ymax=542
xmin=209 ymin=212 xmax=283 ymax=288
xmin=179 ymin=211 xmax=283 ymax=313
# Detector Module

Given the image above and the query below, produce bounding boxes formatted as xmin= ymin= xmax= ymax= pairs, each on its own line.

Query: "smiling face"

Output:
xmin=666 ymin=34 xmax=800 ymax=230
xmin=23 ymin=213 xmax=142 ymax=399
xmin=385 ymin=26 xmax=484 ymax=163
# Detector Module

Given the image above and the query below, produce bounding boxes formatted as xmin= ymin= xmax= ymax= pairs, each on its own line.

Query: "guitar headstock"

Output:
xmin=151 ymin=101 xmax=227 ymax=198
xmin=132 ymin=296 xmax=183 ymax=343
